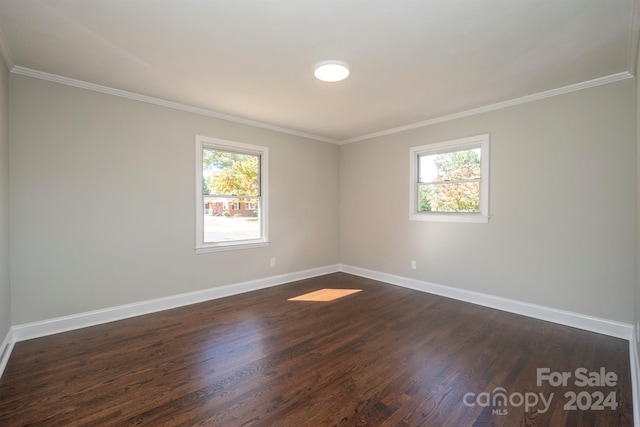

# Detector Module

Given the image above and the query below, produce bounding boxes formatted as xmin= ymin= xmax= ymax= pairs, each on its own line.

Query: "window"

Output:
xmin=196 ymin=136 xmax=268 ymax=252
xmin=410 ymin=134 xmax=489 ymax=223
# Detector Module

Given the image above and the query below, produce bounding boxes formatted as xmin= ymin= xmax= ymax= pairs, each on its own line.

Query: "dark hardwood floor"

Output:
xmin=0 ymin=273 xmax=634 ymax=426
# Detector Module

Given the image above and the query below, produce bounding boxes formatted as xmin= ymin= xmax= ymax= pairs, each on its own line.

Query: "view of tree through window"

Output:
xmin=418 ymin=148 xmax=481 ymax=213
xmin=202 ymin=148 xmax=261 ymax=243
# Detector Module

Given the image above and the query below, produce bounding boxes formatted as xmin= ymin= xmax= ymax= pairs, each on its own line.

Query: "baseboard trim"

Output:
xmin=12 ymin=264 xmax=340 ymax=343
xmin=339 ymin=265 xmax=638 ymax=424
xmin=0 ymin=328 xmax=15 ymax=379
xmin=11 ymin=264 xmax=632 ymax=343
xmin=339 ymin=264 xmax=634 ymax=340
xmin=631 ymin=335 xmax=640 ymax=427
xmin=5 ymin=262 xmax=638 ymax=408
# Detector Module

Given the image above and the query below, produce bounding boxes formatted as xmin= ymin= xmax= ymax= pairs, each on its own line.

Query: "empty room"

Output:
xmin=0 ymin=1 xmax=639 ymax=426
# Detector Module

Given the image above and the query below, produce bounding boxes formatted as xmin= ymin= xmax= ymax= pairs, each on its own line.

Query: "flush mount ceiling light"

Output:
xmin=314 ymin=61 xmax=350 ymax=82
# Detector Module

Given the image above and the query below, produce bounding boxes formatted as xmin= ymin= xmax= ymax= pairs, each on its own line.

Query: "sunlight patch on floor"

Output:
xmin=288 ymin=288 xmax=362 ymax=302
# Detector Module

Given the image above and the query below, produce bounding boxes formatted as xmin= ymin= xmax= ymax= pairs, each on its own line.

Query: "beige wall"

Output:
xmin=0 ymin=59 xmax=9 ymax=339
xmin=340 ymin=79 xmax=636 ymax=323
xmin=9 ymin=74 xmax=340 ymax=324
xmin=636 ymin=42 xmax=640 ymax=355
xmin=7 ymin=72 xmax=638 ymax=327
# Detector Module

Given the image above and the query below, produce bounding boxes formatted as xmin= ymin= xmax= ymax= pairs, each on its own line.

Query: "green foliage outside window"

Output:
xmin=419 ymin=149 xmax=481 ymax=213
xmin=203 ymin=149 xmax=260 ymax=206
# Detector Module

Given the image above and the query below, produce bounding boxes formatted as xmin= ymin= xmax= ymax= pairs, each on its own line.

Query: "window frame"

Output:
xmin=195 ymin=135 xmax=269 ymax=253
xmin=409 ymin=134 xmax=490 ymax=223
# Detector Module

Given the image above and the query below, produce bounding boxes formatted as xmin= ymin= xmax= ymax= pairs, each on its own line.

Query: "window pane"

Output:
xmin=203 ymin=197 xmax=261 ymax=243
xmin=418 ymin=148 xmax=481 ymax=183
xmin=203 ymin=148 xmax=260 ymax=197
xmin=418 ymin=182 xmax=480 ymax=213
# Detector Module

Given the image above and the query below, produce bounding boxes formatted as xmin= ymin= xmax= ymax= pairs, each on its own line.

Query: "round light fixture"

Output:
xmin=314 ymin=61 xmax=350 ymax=82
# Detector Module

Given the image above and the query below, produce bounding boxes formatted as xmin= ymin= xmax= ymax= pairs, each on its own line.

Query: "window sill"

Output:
xmin=195 ymin=241 xmax=269 ymax=254
xmin=409 ymin=213 xmax=489 ymax=223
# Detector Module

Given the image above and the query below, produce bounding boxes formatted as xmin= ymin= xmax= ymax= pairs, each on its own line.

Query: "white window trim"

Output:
xmin=195 ymin=135 xmax=269 ymax=253
xmin=409 ymin=134 xmax=490 ymax=223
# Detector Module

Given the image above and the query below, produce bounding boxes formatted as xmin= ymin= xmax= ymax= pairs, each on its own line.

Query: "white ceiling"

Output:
xmin=0 ymin=0 xmax=637 ymax=143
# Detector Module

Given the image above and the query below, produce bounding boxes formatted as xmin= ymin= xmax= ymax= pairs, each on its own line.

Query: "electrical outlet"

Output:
xmin=411 ymin=260 xmax=417 ymax=270
xmin=270 ymin=257 xmax=276 ymax=267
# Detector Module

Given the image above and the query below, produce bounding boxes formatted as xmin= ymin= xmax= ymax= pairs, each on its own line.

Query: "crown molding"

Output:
xmin=11 ymin=66 xmax=632 ymax=146
xmin=340 ymin=71 xmax=633 ymax=144
xmin=10 ymin=66 xmax=339 ymax=144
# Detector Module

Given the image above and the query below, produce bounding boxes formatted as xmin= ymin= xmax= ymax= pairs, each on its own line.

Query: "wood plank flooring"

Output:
xmin=0 ymin=272 xmax=634 ymax=426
